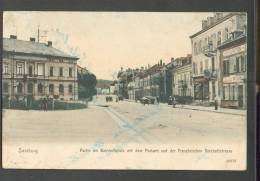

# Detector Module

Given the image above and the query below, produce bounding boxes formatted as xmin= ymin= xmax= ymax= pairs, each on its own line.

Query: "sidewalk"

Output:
xmin=124 ymin=99 xmax=246 ymax=116
xmin=169 ymin=104 xmax=246 ymax=116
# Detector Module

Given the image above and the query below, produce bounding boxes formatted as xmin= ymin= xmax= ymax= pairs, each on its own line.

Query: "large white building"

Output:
xmin=2 ymin=35 xmax=79 ymax=102
xmin=190 ymin=12 xmax=247 ymax=103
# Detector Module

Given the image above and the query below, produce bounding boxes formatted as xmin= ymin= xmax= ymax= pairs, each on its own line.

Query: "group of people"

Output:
xmin=168 ymin=96 xmax=177 ymax=108
xmin=40 ymin=98 xmax=48 ymax=111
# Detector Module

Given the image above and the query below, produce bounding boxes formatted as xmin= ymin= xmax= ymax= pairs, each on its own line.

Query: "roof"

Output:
xmin=189 ymin=13 xmax=244 ymax=39
xmin=3 ymin=38 xmax=78 ymax=60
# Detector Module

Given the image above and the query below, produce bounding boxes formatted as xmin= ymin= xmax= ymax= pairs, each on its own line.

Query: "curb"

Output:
xmin=174 ymin=106 xmax=246 ymax=116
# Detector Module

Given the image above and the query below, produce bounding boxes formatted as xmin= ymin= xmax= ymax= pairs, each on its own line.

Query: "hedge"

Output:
xmin=2 ymin=99 xmax=87 ymax=110
xmin=175 ymin=96 xmax=193 ymax=104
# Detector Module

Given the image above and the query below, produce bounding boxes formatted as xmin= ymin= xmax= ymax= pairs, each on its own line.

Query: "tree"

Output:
xmin=77 ymin=72 xmax=97 ymax=100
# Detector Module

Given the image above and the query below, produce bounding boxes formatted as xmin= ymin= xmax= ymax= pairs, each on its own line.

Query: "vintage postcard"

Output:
xmin=2 ymin=12 xmax=247 ymax=170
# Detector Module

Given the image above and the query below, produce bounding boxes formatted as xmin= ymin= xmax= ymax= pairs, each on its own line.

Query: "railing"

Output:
xmin=204 ymin=69 xmax=217 ymax=79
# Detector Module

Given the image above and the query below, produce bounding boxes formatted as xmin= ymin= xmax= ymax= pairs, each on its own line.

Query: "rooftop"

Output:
xmin=3 ymin=37 xmax=78 ymax=60
xmin=190 ymin=12 xmax=245 ymax=39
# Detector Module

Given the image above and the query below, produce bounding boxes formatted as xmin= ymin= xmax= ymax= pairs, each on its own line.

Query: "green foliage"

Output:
xmin=3 ymin=99 xmax=86 ymax=110
xmin=175 ymin=96 xmax=193 ymax=104
xmin=78 ymin=72 xmax=97 ymax=100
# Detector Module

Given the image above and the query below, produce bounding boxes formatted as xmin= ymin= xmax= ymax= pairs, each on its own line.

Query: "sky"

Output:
xmin=3 ymin=12 xmax=212 ymax=80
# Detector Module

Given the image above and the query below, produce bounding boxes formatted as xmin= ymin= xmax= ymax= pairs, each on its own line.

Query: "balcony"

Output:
xmin=203 ymin=42 xmax=216 ymax=57
xmin=204 ymin=69 xmax=217 ymax=80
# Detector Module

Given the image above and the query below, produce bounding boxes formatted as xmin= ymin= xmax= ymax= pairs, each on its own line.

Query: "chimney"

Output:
xmin=202 ymin=20 xmax=208 ymax=29
xmin=10 ymin=35 xmax=17 ymax=39
xmin=30 ymin=37 xmax=36 ymax=42
xmin=207 ymin=17 xmax=214 ymax=26
xmin=171 ymin=57 xmax=174 ymax=62
xmin=160 ymin=59 xmax=162 ymax=66
xmin=47 ymin=41 xmax=52 ymax=46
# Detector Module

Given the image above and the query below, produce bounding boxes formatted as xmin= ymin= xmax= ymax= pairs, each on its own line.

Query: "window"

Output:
xmin=3 ymin=64 xmax=8 ymax=74
xmin=194 ymin=43 xmax=197 ymax=55
xmin=3 ymin=82 xmax=8 ymax=93
xmin=223 ymin=60 xmax=230 ymax=75
xmin=198 ymin=40 xmax=202 ymax=54
xmin=224 ymin=28 xmax=229 ymax=41
xmin=200 ymin=61 xmax=203 ymax=74
xmin=69 ymin=67 xmax=73 ymax=77
xmin=17 ymin=64 xmax=23 ymax=75
xmin=17 ymin=83 xmax=23 ymax=93
xmin=28 ymin=65 xmax=33 ymax=76
xmin=49 ymin=67 xmax=54 ymax=76
xmin=68 ymin=84 xmax=73 ymax=93
xmin=49 ymin=84 xmax=54 ymax=94
xmin=59 ymin=84 xmax=64 ymax=95
xmin=205 ymin=59 xmax=209 ymax=70
xmin=217 ymin=31 xmax=222 ymax=46
xmin=212 ymin=57 xmax=215 ymax=71
xmin=193 ymin=63 xmax=197 ymax=75
xmin=241 ymin=55 xmax=246 ymax=72
xmin=38 ymin=83 xmax=43 ymax=94
xmin=59 ymin=67 xmax=63 ymax=76
xmin=37 ymin=64 xmax=44 ymax=76
xmin=28 ymin=83 xmax=33 ymax=93
xmin=232 ymin=85 xmax=235 ymax=100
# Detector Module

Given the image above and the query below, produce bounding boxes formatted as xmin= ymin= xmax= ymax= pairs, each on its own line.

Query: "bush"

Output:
xmin=3 ymin=99 xmax=87 ymax=110
xmin=175 ymin=96 xmax=193 ymax=104
xmin=54 ymin=101 xmax=87 ymax=110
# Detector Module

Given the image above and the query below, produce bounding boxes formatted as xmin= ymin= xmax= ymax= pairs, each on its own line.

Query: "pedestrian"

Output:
xmin=156 ymin=96 xmax=160 ymax=105
xmin=43 ymin=98 xmax=48 ymax=111
xmin=168 ymin=96 xmax=172 ymax=105
xmin=172 ymin=97 xmax=176 ymax=108
xmin=214 ymin=96 xmax=218 ymax=110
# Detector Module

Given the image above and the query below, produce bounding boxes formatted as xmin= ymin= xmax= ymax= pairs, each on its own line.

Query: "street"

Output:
xmin=2 ymin=95 xmax=246 ymax=145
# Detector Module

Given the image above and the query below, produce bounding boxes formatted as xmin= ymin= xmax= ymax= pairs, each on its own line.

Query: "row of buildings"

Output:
xmin=2 ymin=35 xmax=80 ymax=102
xmin=115 ymin=12 xmax=247 ymax=109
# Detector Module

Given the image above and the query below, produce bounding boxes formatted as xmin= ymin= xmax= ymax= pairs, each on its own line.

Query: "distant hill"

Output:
xmin=97 ymin=79 xmax=113 ymax=85
xmin=96 ymin=79 xmax=113 ymax=89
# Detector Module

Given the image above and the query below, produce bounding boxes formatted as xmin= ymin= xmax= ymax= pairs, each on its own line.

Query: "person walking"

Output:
xmin=156 ymin=96 xmax=160 ymax=105
xmin=214 ymin=96 xmax=218 ymax=110
xmin=43 ymin=98 xmax=48 ymax=111
xmin=172 ymin=96 xmax=176 ymax=108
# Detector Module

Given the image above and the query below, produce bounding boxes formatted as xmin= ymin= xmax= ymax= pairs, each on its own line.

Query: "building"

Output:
xmin=217 ymin=32 xmax=247 ymax=109
xmin=190 ymin=12 xmax=247 ymax=103
xmin=2 ymin=35 xmax=79 ymax=102
xmin=172 ymin=55 xmax=192 ymax=97
xmin=77 ymin=65 xmax=89 ymax=75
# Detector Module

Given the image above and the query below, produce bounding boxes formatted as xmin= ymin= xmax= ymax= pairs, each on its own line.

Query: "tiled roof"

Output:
xmin=3 ymin=38 xmax=78 ymax=60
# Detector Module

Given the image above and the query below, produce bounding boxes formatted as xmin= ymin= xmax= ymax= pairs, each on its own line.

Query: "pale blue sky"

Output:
xmin=4 ymin=12 xmax=212 ymax=80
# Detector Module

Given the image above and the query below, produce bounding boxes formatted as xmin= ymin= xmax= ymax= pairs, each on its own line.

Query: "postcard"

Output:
xmin=2 ymin=11 xmax=247 ymax=170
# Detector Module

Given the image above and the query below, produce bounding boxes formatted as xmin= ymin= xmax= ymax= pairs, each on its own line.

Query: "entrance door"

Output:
xmin=238 ymin=85 xmax=243 ymax=107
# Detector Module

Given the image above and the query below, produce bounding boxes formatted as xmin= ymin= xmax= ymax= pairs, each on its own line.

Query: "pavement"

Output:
xmin=124 ymin=98 xmax=246 ymax=116
xmin=2 ymin=95 xmax=246 ymax=145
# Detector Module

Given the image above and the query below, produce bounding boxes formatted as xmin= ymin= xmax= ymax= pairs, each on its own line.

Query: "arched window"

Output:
xmin=28 ymin=83 xmax=33 ymax=94
xmin=68 ymin=84 xmax=73 ymax=94
xmin=59 ymin=84 xmax=64 ymax=95
xmin=17 ymin=82 xmax=23 ymax=94
xmin=49 ymin=84 xmax=54 ymax=94
xmin=38 ymin=83 xmax=43 ymax=94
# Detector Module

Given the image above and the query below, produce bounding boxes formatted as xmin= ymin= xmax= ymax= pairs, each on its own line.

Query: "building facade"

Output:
xmin=190 ymin=12 xmax=247 ymax=103
xmin=172 ymin=55 xmax=192 ymax=97
xmin=2 ymin=36 xmax=79 ymax=102
xmin=218 ymin=33 xmax=247 ymax=109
